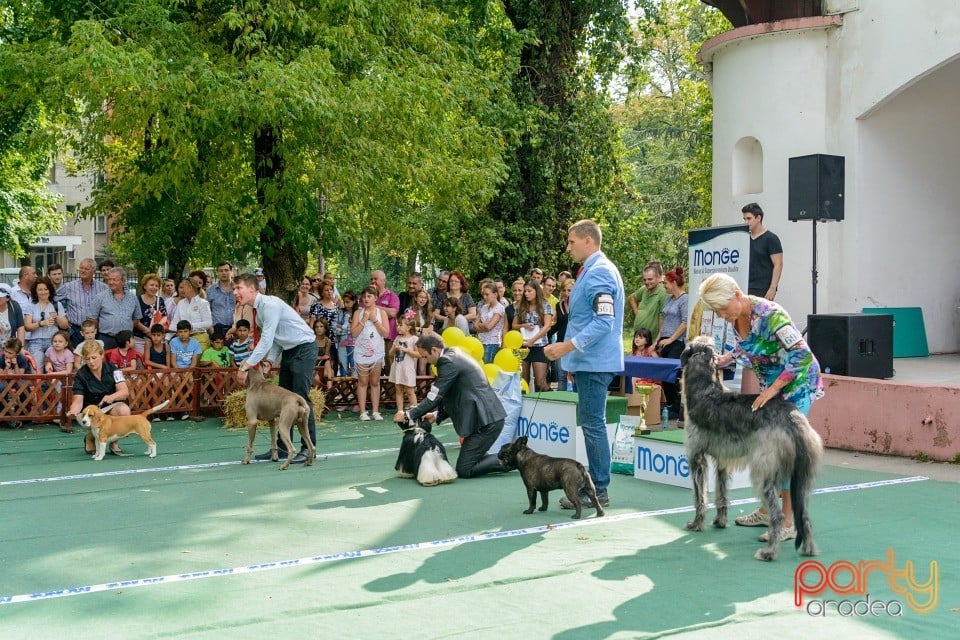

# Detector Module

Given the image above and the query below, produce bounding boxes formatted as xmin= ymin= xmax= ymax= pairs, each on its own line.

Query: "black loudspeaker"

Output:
xmin=806 ymin=314 xmax=893 ymax=379
xmin=789 ymin=154 xmax=845 ymax=221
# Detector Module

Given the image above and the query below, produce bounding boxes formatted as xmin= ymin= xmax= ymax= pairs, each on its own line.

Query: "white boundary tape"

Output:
xmin=0 ymin=443 xmax=461 ymax=487
xmin=0 ymin=475 xmax=929 ymax=606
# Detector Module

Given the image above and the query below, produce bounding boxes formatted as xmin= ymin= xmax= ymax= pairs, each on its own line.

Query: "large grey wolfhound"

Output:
xmin=680 ymin=338 xmax=823 ymax=561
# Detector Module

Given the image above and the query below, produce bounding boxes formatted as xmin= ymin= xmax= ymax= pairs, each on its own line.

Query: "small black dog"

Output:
xmin=394 ymin=417 xmax=457 ymax=486
xmin=497 ymin=436 xmax=604 ymax=519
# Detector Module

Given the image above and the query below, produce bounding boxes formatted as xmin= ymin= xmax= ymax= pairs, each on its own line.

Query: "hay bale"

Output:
xmin=222 ymin=388 xmax=326 ymax=430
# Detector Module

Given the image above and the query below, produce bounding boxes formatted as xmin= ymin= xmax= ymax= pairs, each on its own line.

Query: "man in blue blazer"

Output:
xmin=405 ymin=333 xmax=508 ymax=478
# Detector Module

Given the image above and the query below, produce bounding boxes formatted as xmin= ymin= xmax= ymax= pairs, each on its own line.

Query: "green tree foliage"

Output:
xmin=464 ymin=0 xmax=631 ymax=281
xmin=604 ymin=0 xmax=729 ymax=297
xmin=0 ymin=7 xmax=65 ymax=258
xmin=2 ymin=0 xmax=520 ymax=297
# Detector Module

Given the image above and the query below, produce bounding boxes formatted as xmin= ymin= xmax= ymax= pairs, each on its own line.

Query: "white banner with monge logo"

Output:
xmin=517 ymin=397 xmax=617 ymax=467
xmin=687 ymin=225 xmax=750 ymax=354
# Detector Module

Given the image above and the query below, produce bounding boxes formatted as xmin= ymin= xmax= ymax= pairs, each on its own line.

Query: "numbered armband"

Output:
xmin=113 ymin=369 xmax=126 ymax=384
xmin=593 ymin=292 xmax=615 ymax=318
xmin=775 ymin=324 xmax=804 ymax=351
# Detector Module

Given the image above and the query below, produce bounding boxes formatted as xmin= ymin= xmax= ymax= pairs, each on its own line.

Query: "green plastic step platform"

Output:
xmin=861 ymin=307 xmax=928 ymax=357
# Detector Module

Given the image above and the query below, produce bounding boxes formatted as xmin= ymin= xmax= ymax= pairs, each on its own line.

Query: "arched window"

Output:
xmin=732 ymin=136 xmax=763 ymax=195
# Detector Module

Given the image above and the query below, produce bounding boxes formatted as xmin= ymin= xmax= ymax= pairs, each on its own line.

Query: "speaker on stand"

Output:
xmin=789 ymin=154 xmax=845 ymax=317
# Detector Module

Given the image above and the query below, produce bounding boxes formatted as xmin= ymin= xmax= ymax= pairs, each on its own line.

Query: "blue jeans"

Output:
xmin=779 ymin=394 xmax=815 ymax=490
xmin=574 ymin=371 xmax=615 ymax=492
xmin=28 ymin=338 xmax=52 ymax=371
xmin=338 ymin=344 xmax=355 ymax=377
xmin=482 ymin=343 xmax=499 ymax=364
xmin=555 ymin=361 xmax=569 ymax=391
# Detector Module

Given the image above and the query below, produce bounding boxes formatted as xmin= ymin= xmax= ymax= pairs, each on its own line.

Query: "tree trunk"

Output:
xmin=254 ymin=124 xmax=303 ymax=305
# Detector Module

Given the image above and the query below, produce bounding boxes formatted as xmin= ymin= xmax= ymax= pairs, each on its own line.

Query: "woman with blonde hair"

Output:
xmin=67 ymin=340 xmax=130 ymax=456
xmin=698 ymin=272 xmax=823 ymax=542
xmin=175 ymin=278 xmax=213 ymax=350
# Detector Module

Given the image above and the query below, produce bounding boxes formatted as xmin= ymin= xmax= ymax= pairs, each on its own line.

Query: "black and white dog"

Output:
xmin=680 ymin=337 xmax=823 ymax=562
xmin=394 ymin=417 xmax=457 ymax=487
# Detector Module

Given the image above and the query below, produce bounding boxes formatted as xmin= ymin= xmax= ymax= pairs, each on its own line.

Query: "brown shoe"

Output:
xmin=84 ymin=432 xmax=96 ymax=454
xmin=59 ymin=420 xmax=74 ymax=434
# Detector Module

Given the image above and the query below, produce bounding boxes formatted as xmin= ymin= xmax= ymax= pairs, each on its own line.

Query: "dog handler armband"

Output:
xmin=593 ymin=293 xmax=615 ymax=317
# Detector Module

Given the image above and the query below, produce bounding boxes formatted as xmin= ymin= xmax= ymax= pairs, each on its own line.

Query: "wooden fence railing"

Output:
xmin=0 ymin=369 xmax=434 ymax=426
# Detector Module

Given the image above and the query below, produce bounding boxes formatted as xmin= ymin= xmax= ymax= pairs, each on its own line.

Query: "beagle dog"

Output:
xmin=79 ymin=400 xmax=169 ymax=461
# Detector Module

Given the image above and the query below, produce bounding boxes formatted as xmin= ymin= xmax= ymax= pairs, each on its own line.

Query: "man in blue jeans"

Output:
xmin=545 ymin=219 xmax=624 ymax=508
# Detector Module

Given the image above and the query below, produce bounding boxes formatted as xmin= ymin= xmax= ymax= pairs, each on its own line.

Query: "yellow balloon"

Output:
xmin=494 ymin=348 xmax=519 ymax=372
xmin=520 ymin=378 xmax=529 ymax=393
xmin=442 ymin=326 xmax=466 ymax=346
xmin=482 ymin=363 xmax=502 ymax=384
xmin=463 ymin=336 xmax=484 ymax=362
xmin=503 ymin=330 xmax=523 ymax=351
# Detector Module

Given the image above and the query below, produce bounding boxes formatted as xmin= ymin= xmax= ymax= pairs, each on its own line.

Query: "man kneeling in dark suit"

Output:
xmin=404 ymin=333 xmax=509 ymax=478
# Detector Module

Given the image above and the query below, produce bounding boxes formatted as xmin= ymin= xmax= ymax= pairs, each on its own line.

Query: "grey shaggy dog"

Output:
xmin=680 ymin=337 xmax=823 ymax=561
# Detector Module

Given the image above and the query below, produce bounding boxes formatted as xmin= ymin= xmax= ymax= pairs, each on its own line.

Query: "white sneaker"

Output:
xmin=735 ymin=509 xmax=769 ymax=527
xmin=759 ymin=525 xmax=796 ymax=542
xmin=359 ymin=412 xmax=371 ymax=421
xmin=371 ymin=412 xmax=383 ymax=421
xmin=166 ymin=415 xmax=175 ymax=421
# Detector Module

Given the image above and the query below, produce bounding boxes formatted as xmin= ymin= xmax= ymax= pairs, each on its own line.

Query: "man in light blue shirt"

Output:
xmin=59 ymin=258 xmax=108 ymax=346
xmin=234 ymin=273 xmax=318 ymax=464
xmin=545 ymin=219 xmax=624 ymax=508
xmin=206 ymin=261 xmax=237 ymax=337
xmin=87 ymin=268 xmax=139 ymax=350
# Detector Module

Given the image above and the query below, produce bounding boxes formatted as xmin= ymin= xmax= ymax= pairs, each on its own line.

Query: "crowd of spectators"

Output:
xmin=1 ymin=259 xmax=679 ymax=426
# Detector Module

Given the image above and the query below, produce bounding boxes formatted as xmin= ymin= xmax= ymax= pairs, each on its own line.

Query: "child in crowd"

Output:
xmin=441 ymin=297 xmax=470 ymax=335
xmin=475 ymin=281 xmax=506 ymax=364
xmin=632 ymin=328 xmax=658 ymax=357
xmin=2 ymin=338 xmax=32 ymax=375
xmin=170 ymin=320 xmax=202 ymax=420
xmin=630 ymin=327 xmax=662 ymax=416
xmin=44 ymin=331 xmax=74 ymax=375
xmin=44 ymin=331 xmax=74 ymax=431
xmin=313 ymin=318 xmax=333 ymax=387
xmin=73 ymin=320 xmax=104 ymax=369
xmin=146 ymin=324 xmax=171 ymax=369
xmin=1 ymin=338 xmax=33 ymax=428
xmin=336 ymin=291 xmax=356 ymax=377
xmin=513 ymin=279 xmax=554 ymax=392
xmin=145 ymin=324 xmax=174 ymax=422
xmin=105 ymin=330 xmax=145 ymax=372
xmin=170 ymin=320 xmax=203 ymax=369
xmin=389 ymin=314 xmax=419 ymax=423
xmin=199 ymin=333 xmax=233 ymax=368
xmin=227 ymin=319 xmax=253 ymax=367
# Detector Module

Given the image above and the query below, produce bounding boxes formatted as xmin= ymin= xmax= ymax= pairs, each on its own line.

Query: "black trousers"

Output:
xmin=659 ymin=340 xmax=685 ymax=413
xmin=276 ymin=340 xmax=319 ymax=454
xmin=96 ymin=332 xmax=119 ymax=350
xmin=455 ymin=419 xmax=506 ymax=478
